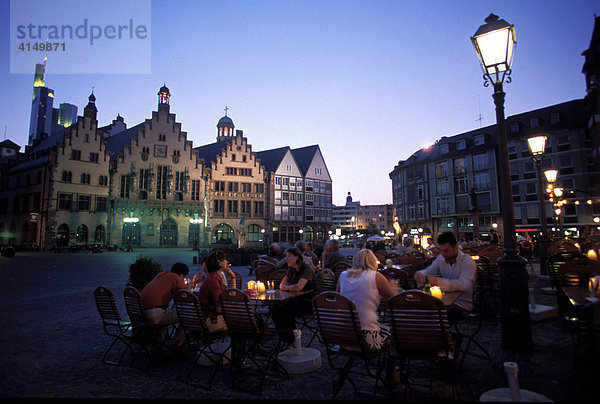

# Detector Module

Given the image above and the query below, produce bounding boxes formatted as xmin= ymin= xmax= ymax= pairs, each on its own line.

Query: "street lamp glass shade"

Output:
xmin=544 ymin=169 xmax=558 ymax=183
xmin=527 ymin=136 xmax=546 ymax=156
xmin=471 ymin=14 xmax=516 ymax=79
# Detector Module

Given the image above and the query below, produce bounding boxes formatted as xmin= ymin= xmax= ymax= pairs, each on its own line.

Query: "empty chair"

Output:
xmin=331 ymin=261 xmax=351 ymax=281
xmin=93 ymin=286 xmax=132 ymax=366
xmin=219 ymin=288 xmax=288 ymax=395
xmin=386 ymin=291 xmax=458 ymax=400
xmin=312 ymin=292 xmax=394 ymax=399
xmin=173 ymin=290 xmax=229 ymax=388
xmin=255 ymin=265 xmax=275 ymax=285
xmin=545 ymin=251 xmax=585 ymax=294
xmin=226 ymin=270 xmax=243 ymax=289
xmin=316 ymin=268 xmax=337 ymax=293
xmin=381 ymin=267 xmax=411 ymax=290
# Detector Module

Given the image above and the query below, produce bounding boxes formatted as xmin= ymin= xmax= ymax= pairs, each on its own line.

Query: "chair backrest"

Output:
xmin=219 ymin=288 xmax=262 ymax=336
xmin=312 ymin=292 xmax=366 ymax=352
xmin=547 ymin=251 xmax=585 ymax=285
xmin=331 ymin=261 xmax=351 ymax=280
xmin=226 ymin=271 xmax=243 ymax=289
xmin=123 ymin=286 xmax=148 ymax=326
xmin=173 ymin=289 xmax=210 ymax=335
xmin=267 ymin=270 xmax=286 ymax=289
xmin=255 ymin=265 xmax=275 ymax=284
xmin=558 ymin=258 xmax=600 ymax=287
xmin=396 ymin=253 xmax=418 ymax=265
xmin=94 ymin=286 xmax=122 ymax=323
xmin=316 ymin=268 xmax=337 ymax=293
xmin=381 ymin=267 xmax=409 ymax=284
xmin=387 ymin=291 xmax=453 ymax=354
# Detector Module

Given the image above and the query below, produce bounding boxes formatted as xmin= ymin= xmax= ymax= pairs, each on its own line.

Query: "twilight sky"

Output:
xmin=1 ymin=0 xmax=598 ymax=206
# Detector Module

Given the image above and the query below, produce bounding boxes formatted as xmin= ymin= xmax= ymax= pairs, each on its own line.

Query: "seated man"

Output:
xmin=257 ymin=243 xmax=281 ymax=268
xmin=305 ymin=242 xmax=319 ymax=267
xmin=397 ymin=237 xmax=415 ymax=255
xmin=321 ymin=239 xmax=348 ymax=268
xmin=141 ymin=262 xmax=190 ymax=349
xmin=414 ymin=232 xmax=476 ymax=324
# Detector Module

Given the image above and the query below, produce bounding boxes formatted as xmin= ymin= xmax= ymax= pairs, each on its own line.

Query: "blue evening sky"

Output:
xmin=0 ymin=0 xmax=598 ymax=205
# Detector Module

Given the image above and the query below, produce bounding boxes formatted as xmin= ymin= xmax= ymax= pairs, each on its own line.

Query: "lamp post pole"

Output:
xmin=472 ymin=14 xmax=532 ymax=352
xmin=528 ymin=136 xmax=550 ymax=274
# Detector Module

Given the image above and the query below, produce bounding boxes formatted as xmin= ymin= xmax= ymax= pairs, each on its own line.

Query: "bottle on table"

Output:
xmin=424 ymin=276 xmax=431 ymax=293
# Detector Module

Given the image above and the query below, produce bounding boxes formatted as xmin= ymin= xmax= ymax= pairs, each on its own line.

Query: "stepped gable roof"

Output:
xmin=105 ymin=122 xmax=144 ymax=155
xmin=193 ymin=139 xmax=232 ymax=166
xmin=290 ymin=145 xmax=319 ymax=176
xmin=255 ymin=146 xmax=290 ymax=172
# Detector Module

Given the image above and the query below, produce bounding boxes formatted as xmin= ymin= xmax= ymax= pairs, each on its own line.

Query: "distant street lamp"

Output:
xmin=527 ymin=135 xmax=550 ymax=273
xmin=545 ymin=169 xmax=558 ymax=237
xmin=471 ymin=13 xmax=532 ymax=352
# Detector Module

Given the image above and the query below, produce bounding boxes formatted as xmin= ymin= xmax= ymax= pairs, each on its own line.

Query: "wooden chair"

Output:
xmin=93 ymin=286 xmax=132 ymax=366
xmin=219 ymin=288 xmax=288 ymax=395
xmin=545 ymin=251 xmax=585 ymax=295
xmin=380 ymin=267 xmax=411 ymax=290
xmin=386 ymin=291 xmax=458 ymax=400
xmin=396 ymin=253 xmax=418 ymax=265
xmin=316 ymin=268 xmax=337 ymax=293
xmin=255 ymin=265 xmax=275 ymax=284
xmin=123 ymin=286 xmax=172 ymax=371
xmin=312 ymin=292 xmax=394 ymax=399
xmin=331 ymin=261 xmax=351 ymax=281
xmin=267 ymin=269 xmax=287 ymax=290
xmin=173 ymin=290 xmax=229 ymax=388
xmin=452 ymin=267 xmax=492 ymax=371
xmin=226 ymin=270 xmax=243 ymax=289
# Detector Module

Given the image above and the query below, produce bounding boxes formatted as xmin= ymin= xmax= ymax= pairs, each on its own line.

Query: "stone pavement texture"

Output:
xmin=0 ymin=248 xmax=595 ymax=402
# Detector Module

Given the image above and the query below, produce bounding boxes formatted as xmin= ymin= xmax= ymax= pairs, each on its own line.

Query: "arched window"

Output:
xmin=76 ymin=224 xmax=89 ymax=243
xmin=138 ymin=190 xmax=148 ymax=200
xmin=94 ymin=225 xmax=105 ymax=243
xmin=212 ymin=224 xmax=234 ymax=244
xmin=56 ymin=224 xmax=69 ymax=247
xmin=303 ymin=226 xmax=314 ymax=242
xmin=246 ymin=224 xmax=263 ymax=242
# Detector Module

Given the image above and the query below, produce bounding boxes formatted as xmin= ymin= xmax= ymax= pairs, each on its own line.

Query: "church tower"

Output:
xmin=216 ymin=106 xmax=235 ymax=141
xmin=158 ymin=84 xmax=171 ymax=113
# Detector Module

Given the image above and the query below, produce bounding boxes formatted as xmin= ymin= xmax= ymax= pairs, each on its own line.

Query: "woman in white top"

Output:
xmin=337 ymin=249 xmax=395 ymax=351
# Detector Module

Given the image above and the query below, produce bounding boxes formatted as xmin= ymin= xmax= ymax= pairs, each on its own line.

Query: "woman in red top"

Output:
xmin=198 ymin=250 xmax=228 ymax=332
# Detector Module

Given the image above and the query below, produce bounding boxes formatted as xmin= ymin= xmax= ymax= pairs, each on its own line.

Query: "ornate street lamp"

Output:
xmin=472 ymin=14 xmax=532 ymax=352
xmin=545 ymin=169 xmax=558 ymax=237
xmin=527 ymin=135 xmax=549 ymax=272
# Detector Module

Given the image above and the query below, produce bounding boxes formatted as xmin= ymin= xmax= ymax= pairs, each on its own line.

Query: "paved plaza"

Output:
xmin=0 ymin=248 xmax=595 ymax=401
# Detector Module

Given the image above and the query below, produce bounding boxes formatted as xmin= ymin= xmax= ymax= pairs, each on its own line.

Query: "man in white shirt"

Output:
xmin=414 ymin=232 xmax=477 ymax=324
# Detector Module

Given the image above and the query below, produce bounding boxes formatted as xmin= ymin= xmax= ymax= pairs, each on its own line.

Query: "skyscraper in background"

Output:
xmin=52 ymin=103 xmax=78 ymax=128
xmin=28 ymin=62 xmax=54 ymax=146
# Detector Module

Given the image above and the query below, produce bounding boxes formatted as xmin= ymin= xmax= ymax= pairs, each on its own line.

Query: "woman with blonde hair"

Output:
xmin=337 ymin=249 xmax=395 ymax=350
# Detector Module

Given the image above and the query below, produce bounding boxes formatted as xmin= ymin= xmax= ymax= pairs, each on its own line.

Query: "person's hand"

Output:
xmin=414 ymin=271 xmax=425 ymax=285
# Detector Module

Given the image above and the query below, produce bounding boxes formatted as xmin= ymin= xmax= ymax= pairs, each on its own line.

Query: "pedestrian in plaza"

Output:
xmin=337 ymin=249 xmax=395 ymax=351
xmin=197 ymin=250 xmax=228 ymax=333
xmin=414 ymin=231 xmax=476 ymax=324
xmin=141 ymin=262 xmax=190 ymax=350
xmin=271 ymin=247 xmax=316 ymax=348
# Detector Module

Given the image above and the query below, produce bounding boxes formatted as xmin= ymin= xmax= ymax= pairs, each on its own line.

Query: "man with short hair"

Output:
xmin=305 ymin=241 xmax=319 ymax=267
xmin=321 ymin=239 xmax=348 ymax=268
xmin=414 ymin=232 xmax=476 ymax=324
xmin=276 ymin=240 xmax=314 ymax=269
xmin=257 ymin=243 xmax=280 ymax=267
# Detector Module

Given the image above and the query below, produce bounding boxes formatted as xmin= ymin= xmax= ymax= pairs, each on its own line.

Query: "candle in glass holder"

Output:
xmin=430 ymin=286 xmax=442 ymax=299
xmin=258 ymin=281 xmax=266 ymax=293
xmin=247 ymin=280 xmax=256 ymax=291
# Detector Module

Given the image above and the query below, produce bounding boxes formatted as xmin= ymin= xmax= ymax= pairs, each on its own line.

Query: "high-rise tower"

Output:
xmin=28 ymin=61 xmax=54 ymax=145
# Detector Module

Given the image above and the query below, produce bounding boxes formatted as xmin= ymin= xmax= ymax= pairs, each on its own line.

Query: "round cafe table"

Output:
xmin=480 ymin=387 xmax=552 ymax=402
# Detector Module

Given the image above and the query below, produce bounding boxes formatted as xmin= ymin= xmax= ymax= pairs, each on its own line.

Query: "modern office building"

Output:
xmin=28 ymin=63 xmax=54 ymax=146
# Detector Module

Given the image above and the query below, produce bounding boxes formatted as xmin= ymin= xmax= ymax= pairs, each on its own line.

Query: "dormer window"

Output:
xmin=474 ymin=135 xmax=485 ymax=146
xmin=550 ymin=112 xmax=560 ymax=125
xmin=510 ymin=122 xmax=520 ymax=133
xmin=440 ymin=144 xmax=449 ymax=154
xmin=456 ymin=139 xmax=466 ymax=150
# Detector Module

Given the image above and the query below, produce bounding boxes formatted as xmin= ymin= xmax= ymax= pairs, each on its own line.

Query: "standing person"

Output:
xmin=338 ymin=249 xmax=395 ymax=350
xmin=321 ymin=239 xmax=348 ymax=268
xmin=271 ymin=247 xmax=316 ymax=348
xmin=414 ymin=232 xmax=477 ymax=324
xmin=490 ymin=229 xmax=499 ymax=245
xmin=197 ymin=250 xmax=228 ymax=333
xmin=141 ymin=262 xmax=190 ymax=349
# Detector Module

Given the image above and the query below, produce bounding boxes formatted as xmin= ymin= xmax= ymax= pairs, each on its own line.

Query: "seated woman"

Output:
xmin=191 ymin=257 xmax=207 ymax=289
xmin=338 ymin=249 xmax=395 ymax=351
xmin=197 ymin=250 xmax=228 ymax=333
xmin=271 ymin=247 xmax=316 ymax=347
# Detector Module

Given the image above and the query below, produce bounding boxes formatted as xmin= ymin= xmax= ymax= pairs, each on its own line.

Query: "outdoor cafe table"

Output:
xmin=245 ymin=288 xmax=322 ymax=374
xmin=561 ymin=285 xmax=598 ymax=308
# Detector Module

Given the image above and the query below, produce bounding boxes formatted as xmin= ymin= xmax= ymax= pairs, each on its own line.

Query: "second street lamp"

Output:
xmin=471 ymin=13 xmax=532 ymax=352
xmin=527 ymin=135 xmax=550 ymax=274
